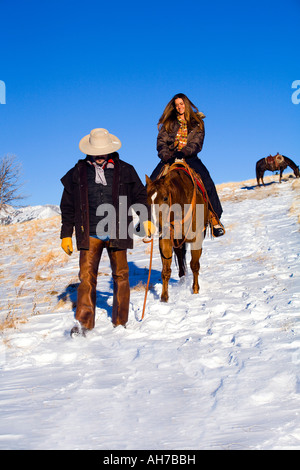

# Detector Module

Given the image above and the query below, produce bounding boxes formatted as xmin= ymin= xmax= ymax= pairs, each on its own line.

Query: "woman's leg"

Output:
xmin=187 ymin=157 xmax=223 ymax=219
xmin=149 ymin=160 xmax=166 ymax=181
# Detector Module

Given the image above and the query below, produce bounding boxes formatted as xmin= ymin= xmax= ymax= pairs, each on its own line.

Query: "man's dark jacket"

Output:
xmin=60 ymin=153 xmax=150 ymax=250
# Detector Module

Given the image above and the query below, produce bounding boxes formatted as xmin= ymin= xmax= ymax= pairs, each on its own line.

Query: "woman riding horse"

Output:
xmin=146 ymin=161 xmax=209 ymax=303
xmin=149 ymin=93 xmax=225 ymax=238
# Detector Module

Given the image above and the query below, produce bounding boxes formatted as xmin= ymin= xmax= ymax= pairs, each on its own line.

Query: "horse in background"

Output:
xmin=256 ymin=153 xmax=299 ymax=186
xmin=146 ymin=161 xmax=209 ymax=303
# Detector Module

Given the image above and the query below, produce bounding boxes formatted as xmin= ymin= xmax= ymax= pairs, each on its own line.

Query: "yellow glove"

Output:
xmin=61 ymin=237 xmax=73 ymax=255
xmin=143 ymin=220 xmax=156 ymax=238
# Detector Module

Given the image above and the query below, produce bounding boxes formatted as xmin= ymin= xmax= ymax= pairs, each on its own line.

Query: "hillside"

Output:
xmin=0 ymin=173 xmax=299 ymax=450
xmin=0 ymin=204 xmax=60 ymax=225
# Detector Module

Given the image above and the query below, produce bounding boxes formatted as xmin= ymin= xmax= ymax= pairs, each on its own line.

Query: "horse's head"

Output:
xmin=146 ymin=174 xmax=175 ymax=232
xmin=146 ymin=175 xmax=170 ymax=206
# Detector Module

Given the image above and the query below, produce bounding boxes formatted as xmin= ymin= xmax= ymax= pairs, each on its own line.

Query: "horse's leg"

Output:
xmin=279 ymin=168 xmax=283 ymax=183
xmin=256 ymin=167 xmax=261 ymax=186
xmin=159 ymin=238 xmax=173 ymax=302
xmin=190 ymin=248 xmax=202 ymax=294
xmin=257 ymin=170 xmax=264 ymax=187
xmin=256 ymin=163 xmax=264 ymax=187
xmin=173 ymin=244 xmax=186 ymax=278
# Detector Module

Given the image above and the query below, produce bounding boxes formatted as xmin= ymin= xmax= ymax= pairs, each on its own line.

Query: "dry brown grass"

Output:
xmin=216 ymin=173 xmax=300 ymax=226
xmin=131 ymin=280 xmax=146 ymax=292
xmin=0 ymin=298 xmax=27 ymax=331
xmin=0 ymin=313 xmax=27 ymax=331
xmin=34 ymin=251 xmax=56 ymax=268
xmin=14 ymin=273 xmax=27 ymax=287
xmin=217 ymin=173 xmax=299 ymax=204
xmin=0 ymin=215 xmax=71 ymax=331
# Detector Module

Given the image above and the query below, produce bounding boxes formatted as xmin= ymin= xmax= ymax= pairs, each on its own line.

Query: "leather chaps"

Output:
xmin=75 ymin=237 xmax=130 ymax=328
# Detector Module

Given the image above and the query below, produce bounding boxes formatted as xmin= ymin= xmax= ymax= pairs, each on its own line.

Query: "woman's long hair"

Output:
xmin=157 ymin=93 xmax=204 ymax=133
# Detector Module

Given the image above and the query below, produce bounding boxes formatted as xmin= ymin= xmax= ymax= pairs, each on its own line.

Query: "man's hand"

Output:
xmin=143 ymin=220 xmax=156 ymax=238
xmin=61 ymin=237 xmax=73 ymax=255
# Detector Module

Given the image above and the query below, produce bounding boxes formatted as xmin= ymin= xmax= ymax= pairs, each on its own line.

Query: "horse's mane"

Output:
xmin=152 ymin=169 xmax=188 ymax=194
xmin=151 ymin=167 xmax=204 ymax=207
xmin=167 ymin=170 xmax=189 ymax=201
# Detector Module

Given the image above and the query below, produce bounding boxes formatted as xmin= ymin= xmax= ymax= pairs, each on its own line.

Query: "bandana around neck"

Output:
xmin=88 ymin=157 xmax=114 ymax=185
xmin=175 ymin=117 xmax=188 ymax=151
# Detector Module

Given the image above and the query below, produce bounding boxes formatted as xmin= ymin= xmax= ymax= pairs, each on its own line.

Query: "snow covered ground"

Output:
xmin=0 ymin=175 xmax=299 ymax=450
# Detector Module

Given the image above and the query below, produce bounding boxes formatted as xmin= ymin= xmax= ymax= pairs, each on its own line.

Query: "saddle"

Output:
xmin=265 ymin=153 xmax=284 ymax=171
xmin=157 ymin=159 xmax=224 ymax=237
xmin=158 ymin=159 xmax=207 ymax=201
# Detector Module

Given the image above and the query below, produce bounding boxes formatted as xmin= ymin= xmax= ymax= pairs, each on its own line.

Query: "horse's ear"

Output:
xmin=145 ymin=175 xmax=152 ymax=185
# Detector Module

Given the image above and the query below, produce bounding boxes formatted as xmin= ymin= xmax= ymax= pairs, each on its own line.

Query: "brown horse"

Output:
xmin=146 ymin=161 xmax=209 ymax=302
xmin=256 ymin=154 xmax=299 ymax=186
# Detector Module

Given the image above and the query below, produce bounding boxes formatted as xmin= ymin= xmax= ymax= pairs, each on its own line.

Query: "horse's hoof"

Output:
xmin=70 ymin=324 xmax=88 ymax=338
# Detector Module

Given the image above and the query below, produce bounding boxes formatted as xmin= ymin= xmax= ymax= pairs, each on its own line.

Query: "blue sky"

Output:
xmin=1 ymin=0 xmax=299 ymax=206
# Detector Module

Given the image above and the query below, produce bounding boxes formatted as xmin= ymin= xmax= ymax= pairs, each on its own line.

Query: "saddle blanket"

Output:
xmin=172 ymin=165 xmax=207 ymax=201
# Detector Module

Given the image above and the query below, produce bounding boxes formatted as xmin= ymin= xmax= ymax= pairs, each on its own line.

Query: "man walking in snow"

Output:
xmin=60 ymin=128 xmax=155 ymax=336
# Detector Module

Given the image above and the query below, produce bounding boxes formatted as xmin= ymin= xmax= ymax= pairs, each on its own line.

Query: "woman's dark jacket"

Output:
xmin=152 ymin=115 xmax=223 ymax=219
xmin=157 ymin=116 xmax=205 ymax=161
xmin=60 ymin=153 xmax=150 ymax=250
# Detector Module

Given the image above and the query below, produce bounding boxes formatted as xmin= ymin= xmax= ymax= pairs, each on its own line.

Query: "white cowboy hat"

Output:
xmin=79 ymin=128 xmax=121 ymax=156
